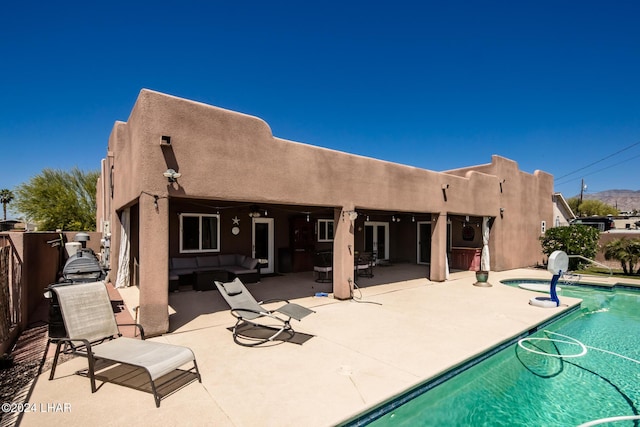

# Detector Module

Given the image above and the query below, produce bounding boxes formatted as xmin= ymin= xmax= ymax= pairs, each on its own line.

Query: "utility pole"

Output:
xmin=579 ymin=179 xmax=586 ymax=217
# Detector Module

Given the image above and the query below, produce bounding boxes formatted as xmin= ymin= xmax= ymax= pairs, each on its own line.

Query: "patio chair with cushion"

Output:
xmin=48 ymin=281 xmax=201 ymax=407
xmin=356 ymin=252 xmax=375 ymax=278
xmin=215 ymin=277 xmax=315 ymax=347
xmin=313 ymin=251 xmax=333 ymax=283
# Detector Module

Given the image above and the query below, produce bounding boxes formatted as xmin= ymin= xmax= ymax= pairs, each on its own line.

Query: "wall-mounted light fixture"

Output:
xmin=161 ymin=135 xmax=171 ymax=146
xmin=249 ymin=205 xmax=266 ymax=218
xmin=163 ymin=168 xmax=181 ymax=183
xmin=342 ymin=210 xmax=358 ymax=222
xmin=500 ymin=207 xmax=505 ymax=218
xmin=500 ymin=179 xmax=506 ymax=193
xmin=442 ymin=183 xmax=449 ymax=202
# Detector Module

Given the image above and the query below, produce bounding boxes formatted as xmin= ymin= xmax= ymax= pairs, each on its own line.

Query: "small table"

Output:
xmin=194 ymin=270 xmax=230 ymax=291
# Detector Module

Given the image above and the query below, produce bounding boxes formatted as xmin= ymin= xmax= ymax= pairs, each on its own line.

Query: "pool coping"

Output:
xmin=504 ymin=277 xmax=640 ymax=292
xmin=339 ymin=277 xmax=640 ymax=426
xmin=339 ymin=286 xmax=584 ymax=426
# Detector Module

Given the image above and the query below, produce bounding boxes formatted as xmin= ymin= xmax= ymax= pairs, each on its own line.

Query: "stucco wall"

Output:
xmin=446 ymin=156 xmax=554 ymax=269
xmin=0 ymin=231 xmax=103 ymax=352
xmin=109 ymin=90 xmax=520 ymax=216
xmin=108 ymin=90 xmax=554 ymax=257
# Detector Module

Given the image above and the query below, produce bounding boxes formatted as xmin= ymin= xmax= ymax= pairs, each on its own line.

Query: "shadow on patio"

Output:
xmin=168 ymin=263 xmax=431 ymax=332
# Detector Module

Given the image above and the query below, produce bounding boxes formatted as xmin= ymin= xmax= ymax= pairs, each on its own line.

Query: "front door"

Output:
xmin=417 ymin=221 xmax=431 ymax=264
xmin=364 ymin=221 xmax=389 ymax=261
xmin=252 ymin=218 xmax=274 ymax=274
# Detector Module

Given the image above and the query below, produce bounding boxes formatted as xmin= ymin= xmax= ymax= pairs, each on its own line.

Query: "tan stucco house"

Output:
xmin=552 ymin=192 xmax=576 ymax=227
xmin=97 ymin=89 xmax=554 ymax=336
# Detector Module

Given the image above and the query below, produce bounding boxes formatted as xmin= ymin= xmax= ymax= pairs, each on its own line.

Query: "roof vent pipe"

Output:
xmin=74 ymin=232 xmax=91 ymax=248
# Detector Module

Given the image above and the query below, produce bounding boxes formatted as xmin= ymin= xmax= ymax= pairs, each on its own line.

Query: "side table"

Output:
xmin=194 ymin=270 xmax=230 ymax=291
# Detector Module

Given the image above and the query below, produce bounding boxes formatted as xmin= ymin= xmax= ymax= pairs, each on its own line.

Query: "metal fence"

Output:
xmin=0 ymin=236 xmax=22 ymax=346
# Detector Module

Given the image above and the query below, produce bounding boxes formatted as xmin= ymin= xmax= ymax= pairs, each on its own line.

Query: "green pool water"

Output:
xmin=365 ymin=282 xmax=640 ymax=426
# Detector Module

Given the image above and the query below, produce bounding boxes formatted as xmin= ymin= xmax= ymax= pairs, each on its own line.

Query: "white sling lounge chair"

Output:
xmin=215 ymin=278 xmax=315 ymax=347
xmin=48 ymin=281 xmax=201 ymax=407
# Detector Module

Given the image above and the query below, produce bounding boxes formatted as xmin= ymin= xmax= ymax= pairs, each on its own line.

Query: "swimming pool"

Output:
xmin=345 ymin=280 xmax=640 ymax=426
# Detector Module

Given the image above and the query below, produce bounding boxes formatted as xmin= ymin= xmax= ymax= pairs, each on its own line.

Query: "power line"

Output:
xmin=555 ymin=152 xmax=640 ymax=186
xmin=554 ymin=139 xmax=640 ymax=181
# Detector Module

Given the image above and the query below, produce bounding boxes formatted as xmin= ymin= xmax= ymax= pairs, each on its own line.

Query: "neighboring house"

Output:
xmin=552 ymin=193 xmax=576 ymax=227
xmin=611 ymin=216 xmax=640 ymax=230
xmin=96 ymin=89 xmax=554 ymax=335
xmin=0 ymin=220 xmax=19 ymax=232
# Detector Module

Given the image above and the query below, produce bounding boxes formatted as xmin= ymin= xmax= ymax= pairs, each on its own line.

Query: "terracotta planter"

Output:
xmin=473 ymin=270 xmax=492 ymax=287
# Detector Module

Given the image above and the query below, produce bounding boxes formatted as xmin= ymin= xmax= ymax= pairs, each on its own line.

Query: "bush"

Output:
xmin=540 ymin=225 xmax=600 ymax=270
xmin=603 ymin=238 xmax=640 ymax=275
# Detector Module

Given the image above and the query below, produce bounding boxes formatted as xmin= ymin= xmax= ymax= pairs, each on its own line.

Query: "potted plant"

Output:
xmin=0 ymin=352 xmax=14 ymax=369
xmin=474 ymin=270 xmax=491 ymax=287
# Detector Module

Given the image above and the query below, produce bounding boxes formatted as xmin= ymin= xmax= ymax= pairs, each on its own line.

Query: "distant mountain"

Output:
xmin=581 ymin=189 xmax=640 ymax=212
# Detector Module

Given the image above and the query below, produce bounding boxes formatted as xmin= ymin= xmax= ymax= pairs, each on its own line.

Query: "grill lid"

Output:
xmin=62 ymin=249 xmax=105 ymax=282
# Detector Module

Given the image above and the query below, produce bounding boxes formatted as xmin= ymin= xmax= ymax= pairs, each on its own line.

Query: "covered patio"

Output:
xmin=164 ymin=263 xmax=433 ymax=333
xmin=20 ymin=267 xmax=590 ymax=426
xmin=98 ymin=89 xmax=555 ymax=336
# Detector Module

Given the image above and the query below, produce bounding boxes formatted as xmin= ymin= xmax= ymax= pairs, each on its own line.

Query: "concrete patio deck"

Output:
xmin=21 ymin=265 xmax=632 ymax=426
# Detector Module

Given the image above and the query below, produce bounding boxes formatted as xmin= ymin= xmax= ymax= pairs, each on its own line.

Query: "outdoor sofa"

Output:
xmin=170 ymin=254 xmax=261 ymax=291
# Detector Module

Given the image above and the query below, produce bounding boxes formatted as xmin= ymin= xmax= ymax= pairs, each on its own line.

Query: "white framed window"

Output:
xmin=317 ymin=219 xmax=334 ymax=242
xmin=180 ymin=213 xmax=220 ymax=253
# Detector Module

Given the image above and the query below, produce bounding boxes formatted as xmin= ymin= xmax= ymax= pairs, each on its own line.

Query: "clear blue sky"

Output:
xmin=1 ymin=1 xmax=639 ymax=213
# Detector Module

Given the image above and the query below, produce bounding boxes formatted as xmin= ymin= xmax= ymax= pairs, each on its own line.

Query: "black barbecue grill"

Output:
xmin=62 ymin=249 xmax=105 ymax=282
xmin=47 ymin=232 xmax=107 ymax=338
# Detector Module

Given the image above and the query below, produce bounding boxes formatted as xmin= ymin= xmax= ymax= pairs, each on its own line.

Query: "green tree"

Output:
xmin=0 ymin=189 xmax=14 ymax=220
xmin=540 ymin=225 xmax=600 ymax=270
xmin=569 ymin=197 xmax=619 ymax=217
xmin=604 ymin=238 xmax=640 ymax=275
xmin=13 ymin=168 xmax=99 ymax=231
xmin=567 ymin=197 xmax=580 ymax=216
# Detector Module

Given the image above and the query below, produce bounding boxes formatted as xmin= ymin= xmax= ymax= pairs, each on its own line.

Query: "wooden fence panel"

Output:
xmin=0 ymin=239 xmax=22 ymax=348
xmin=0 ymin=246 xmax=10 ymax=343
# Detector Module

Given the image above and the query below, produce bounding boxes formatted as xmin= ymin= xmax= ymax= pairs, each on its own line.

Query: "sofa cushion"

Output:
xmin=218 ymin=254 xmax=236 ymax=266
xmin=241 ymin=257 xmax=259 ymax=270
xmin=196 ymin=256 xmax=220 ymax=268
xmin=235 ymin=254 xmax=246 ymax=266
xmin=225 ymin=266 xmax=257 ymax=275
xmin=171 ymin=258 xmax=198 ymax=270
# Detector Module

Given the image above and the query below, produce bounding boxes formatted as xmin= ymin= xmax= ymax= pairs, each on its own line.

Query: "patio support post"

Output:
xmin=332 ymin=206 xmax=354 ymax=300
xmin=137 ymin=194 xmax=170 ymax=335
xmin=430 ymin=212 xmax=448 ymax=282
